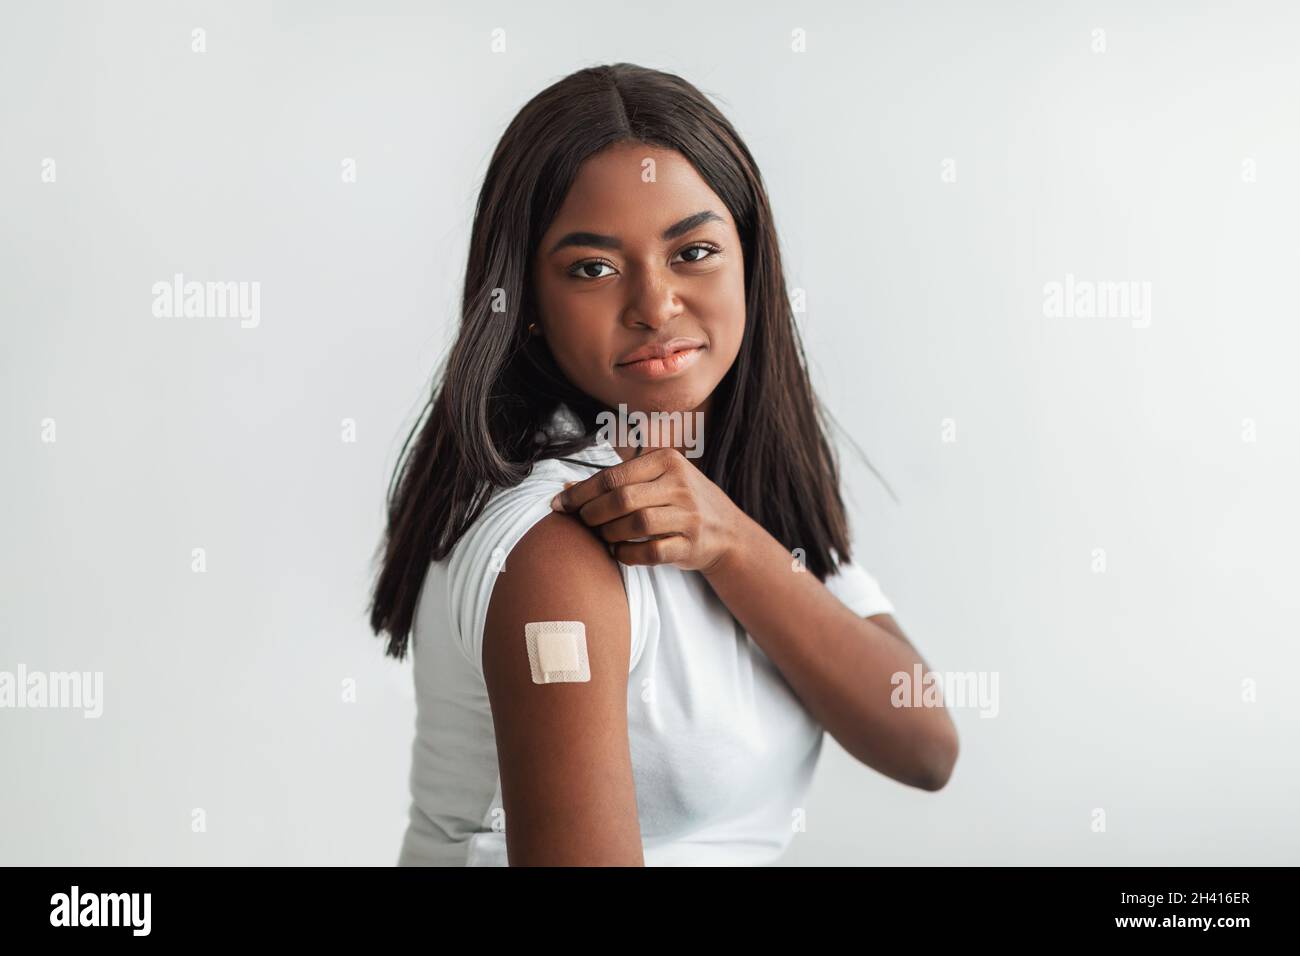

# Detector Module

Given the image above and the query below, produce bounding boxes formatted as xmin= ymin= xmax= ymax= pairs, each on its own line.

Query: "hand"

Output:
xmin=551 ymin=447 xmax=742 ymax=572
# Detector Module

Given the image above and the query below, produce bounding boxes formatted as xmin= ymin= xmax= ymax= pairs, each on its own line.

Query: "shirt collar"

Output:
xmin=544 ymin=403 xmax=622 ymax=467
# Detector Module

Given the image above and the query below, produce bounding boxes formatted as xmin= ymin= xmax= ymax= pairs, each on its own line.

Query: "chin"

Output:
xmin=624 ymin=380 xmax=715 ymax=415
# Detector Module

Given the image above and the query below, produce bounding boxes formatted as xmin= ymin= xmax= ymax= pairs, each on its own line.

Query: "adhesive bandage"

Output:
xmin=524 ymin=621 xmax=591 ymax=684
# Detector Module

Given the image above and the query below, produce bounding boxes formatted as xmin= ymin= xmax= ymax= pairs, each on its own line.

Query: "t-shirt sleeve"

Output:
xmin=445 ymin=486 xmax=559 ymax=679
xmin=822 ymin=554 xmax=896 ymax=618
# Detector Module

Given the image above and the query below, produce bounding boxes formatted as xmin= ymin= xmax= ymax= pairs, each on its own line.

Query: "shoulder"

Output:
xmin=444 ymin=456 xmax=627 ymax=676
xmin=481 ymin=510 xmax=629 ymax=675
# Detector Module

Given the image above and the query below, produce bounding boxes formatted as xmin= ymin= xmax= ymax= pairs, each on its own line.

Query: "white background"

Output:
xmin=2 ymin=0 xmax=1297 ymax=864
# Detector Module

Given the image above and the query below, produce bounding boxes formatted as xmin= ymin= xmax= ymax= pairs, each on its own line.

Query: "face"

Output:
xmin=531 ymin=142 xmax=746 ymax=422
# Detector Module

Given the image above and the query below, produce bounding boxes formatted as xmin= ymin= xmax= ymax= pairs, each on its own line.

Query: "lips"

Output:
xmin=616 ymin=337 xmax=706 ymax=366
xmin=613 ymin=340 xmax=707 ymax=377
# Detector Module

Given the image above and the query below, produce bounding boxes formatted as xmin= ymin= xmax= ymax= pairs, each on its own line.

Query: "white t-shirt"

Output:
xmin=397 ymin=410 xmax=895 ymax=866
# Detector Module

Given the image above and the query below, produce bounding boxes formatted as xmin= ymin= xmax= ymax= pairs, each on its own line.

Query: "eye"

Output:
xmin=676 ymin=242 xmax=722 ymax=264
xmin=567 ymin=258 xmax=618 ymax=280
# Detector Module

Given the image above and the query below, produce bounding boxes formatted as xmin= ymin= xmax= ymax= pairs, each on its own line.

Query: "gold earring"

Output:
xmin=528 ymin=322 xmax=539 ymax=336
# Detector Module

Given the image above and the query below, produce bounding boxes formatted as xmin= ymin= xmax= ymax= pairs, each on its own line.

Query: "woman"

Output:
xmin=369 ymin=62 xmax=958 ymax=866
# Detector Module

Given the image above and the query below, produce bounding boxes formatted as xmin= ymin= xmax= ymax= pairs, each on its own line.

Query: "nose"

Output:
xmin=622 ymin=263 xmax=683 ymax=331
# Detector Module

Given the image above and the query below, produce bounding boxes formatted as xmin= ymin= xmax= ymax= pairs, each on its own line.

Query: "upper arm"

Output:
xmin=480 ymin=511 xmax=644 ymax=866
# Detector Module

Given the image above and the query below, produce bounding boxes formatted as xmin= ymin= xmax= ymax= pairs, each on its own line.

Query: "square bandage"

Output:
xmin=524 ymin=621 xmax=591 ymax=684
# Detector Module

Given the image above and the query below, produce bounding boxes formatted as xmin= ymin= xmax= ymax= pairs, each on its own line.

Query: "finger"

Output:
xmin=597 ymin=506 xmax=690 ymax=543
xmin=552 ymin=448 xmax=677 ymax=513
xmin=577 ymin=479 xmax=679 ymax=526
xmin=611 ymin=535 xmax=690 ymax=567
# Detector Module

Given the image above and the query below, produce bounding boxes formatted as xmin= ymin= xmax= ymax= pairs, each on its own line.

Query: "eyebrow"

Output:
xmin=547 ymin=210 xmax=725 ymax=255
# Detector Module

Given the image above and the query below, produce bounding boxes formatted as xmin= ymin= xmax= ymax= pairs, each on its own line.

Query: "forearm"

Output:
xmin=701 ymin=511 xmax=958 ymax=790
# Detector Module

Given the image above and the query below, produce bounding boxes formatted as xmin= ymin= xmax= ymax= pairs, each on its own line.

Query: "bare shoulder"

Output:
xmin=486 ymin=510 xmax=628 ymax=625
xmin=480 ymin=511 xmax=642 ymax=865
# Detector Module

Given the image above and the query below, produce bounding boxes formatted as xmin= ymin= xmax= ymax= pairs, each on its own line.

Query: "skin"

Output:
xmin=482 ymin=141 xmax=959 ymax=866
xmin=530 ymin=142 xmax=746 ymax=422
xmin=482 ymin=512 xmax=645 ymax=866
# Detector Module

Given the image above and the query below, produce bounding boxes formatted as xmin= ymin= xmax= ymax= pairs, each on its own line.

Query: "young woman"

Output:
xmin=369 ymin=63 xmax=958 ymax=866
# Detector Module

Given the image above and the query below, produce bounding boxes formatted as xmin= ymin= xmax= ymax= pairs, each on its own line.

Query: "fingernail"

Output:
xmin=550 ymin=494 xmax=564 ymax=511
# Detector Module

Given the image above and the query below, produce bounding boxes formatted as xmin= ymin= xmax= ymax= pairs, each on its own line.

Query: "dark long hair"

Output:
xmin=369 ymin=62 xmax=856 ymax=660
